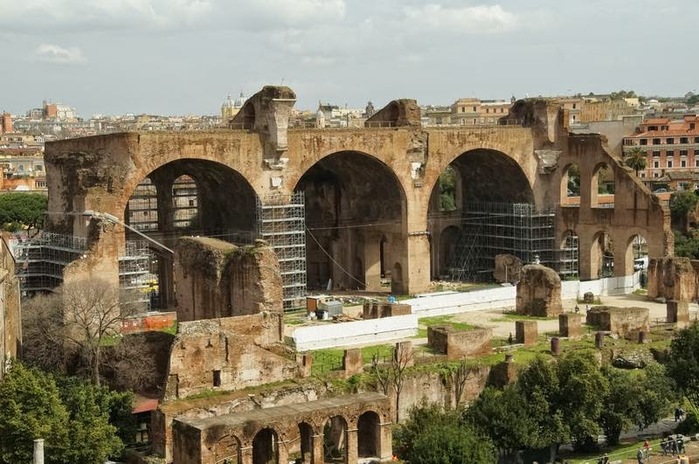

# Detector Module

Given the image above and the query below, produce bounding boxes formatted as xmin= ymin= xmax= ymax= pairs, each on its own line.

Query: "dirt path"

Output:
xmin=446 ymin=294 xmax=699 ymax=339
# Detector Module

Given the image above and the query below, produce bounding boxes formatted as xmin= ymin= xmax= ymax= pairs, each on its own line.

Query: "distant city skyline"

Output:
xmin=1 ymin=0 xmax=697 ymax=118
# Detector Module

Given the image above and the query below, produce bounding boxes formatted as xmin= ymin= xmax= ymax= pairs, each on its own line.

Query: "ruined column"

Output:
xmin=33 ymin=439 xmax=44 ymax=464
xmin=515 ymin=321 xmax=538 ymax=346
xmin=551 ymin=337 xmax=561 ymax=356
xmin=312 ymin=434 xmax=324 ymax=464
xmin=559 ymin=313 xmax=582 ymax=338
xmin=595 ymin=331 xmax=605 ymax=349
xmin=343 ymin=349 xmax=363 ymax=377
xmin=667 ymin=300 xmax=689 ymax=328
xmin=346 ymin=428 xmax=359 ymax=464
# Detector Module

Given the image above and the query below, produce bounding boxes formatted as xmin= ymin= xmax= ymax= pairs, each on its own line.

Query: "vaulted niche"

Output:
xmin=295 ymin=151 xmax=406 ymax=293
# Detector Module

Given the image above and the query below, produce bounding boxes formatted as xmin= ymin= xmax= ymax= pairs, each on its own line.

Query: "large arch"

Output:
xmin=294 ymin=151 xmax=407 ymax=293
xmin=123 ymin=159 xmax=258 ymax=310
xmin=427 ymin=148 xmax=536 ymax=282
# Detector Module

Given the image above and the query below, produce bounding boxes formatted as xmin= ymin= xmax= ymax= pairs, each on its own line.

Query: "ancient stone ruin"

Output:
xmin=515 ymin=264 xmax=563 ymax=317
xmin=493 ymin=253 xmax=523 ymax=284
xmin=585 ymin=306 xmax=650 ymax=338
xmin=427 ymin=325 xmax=493 ymax=360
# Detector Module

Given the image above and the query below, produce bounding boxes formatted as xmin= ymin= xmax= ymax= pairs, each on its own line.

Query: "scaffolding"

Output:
xmin=257 ymin=192 xmax=307 ymax=311
xmin=118 ymin=240 xmax=157 ymax=313
xmin=14 ymin=232 xmax=155 ymax=311
xmin=448 ymin=202 xmax=561 ymax=282
xmin=14 ymin=232 xmax=88 ymax=294
xmin=559 ymin=234 xmax=579 ymax=279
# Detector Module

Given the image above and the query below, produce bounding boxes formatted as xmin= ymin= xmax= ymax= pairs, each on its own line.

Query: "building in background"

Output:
xmin=622 ymin=115 xmax=699 ymax=188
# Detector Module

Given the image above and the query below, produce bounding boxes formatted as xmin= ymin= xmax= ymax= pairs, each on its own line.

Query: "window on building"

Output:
xmin=640 ymin=139 xmax=648 ymax=145
xmin=695 ymin=137 xmax=699 ymax=143
xmin=213 ymin=370 xmax=221 ymax=387
xmin=653 ymin=151 xmax=660 ymax=157
xmin=681 ymin=150 xmax=688 ymax=157
xmin=681 ymin=137 xmax=689 ymax=144
xmin=653 ymin=138 xmax=661 ymax=144
xmin=472 ymin=106 xmax=477 ymax=112
xmin=654 ymin=161 xmax=659 ymax=168
xmin=682 ymin=160 xmax=687 ymax=167
xmin=573 ymin=103 xmax=577 ymax=109
xmin=640 ymin=172 xmax=646 ymax=178
xmin=668 ymin=160 xmax=673 ymax=168
xmin=695 ymin=159 xmax=699 ymax=167
xmin=667 ymin=137 xmax=675 ymax=144
xmin=667 ymin=150 xmax=674 ymax=157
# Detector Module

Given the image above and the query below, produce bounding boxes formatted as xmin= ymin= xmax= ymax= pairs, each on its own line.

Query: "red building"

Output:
xmin=622 ymin=115 xmax=699 ymax=189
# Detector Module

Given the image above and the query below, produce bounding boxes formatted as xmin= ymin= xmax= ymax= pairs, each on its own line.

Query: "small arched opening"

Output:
xmin=436 ymin=225 xmax=461 ymax=279
xmin=591 ymin=231 xmax=614 ymax=279
xmin=252 ymin=428 xmax=279 ymax=464
xmin=211 ymin=434 xmax=242 ymax=464
xmin=323 ymin=416 xmax=348 ymax=463
xmin=561 ymin=163 xmax=581 ymax=206
xmin=357 ymin=411 xmax=381 ymax=459
xmin=592 ymin=163 xmax=615 ymax=209
xmin=297 ymin=422 xmax=314 ymax=464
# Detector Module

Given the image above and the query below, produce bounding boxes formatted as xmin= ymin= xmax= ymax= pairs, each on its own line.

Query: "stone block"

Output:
xmin=363 ymin=303 xmax=412 ymax=319
xmin=551 ymin=337 xmax=561 ymax=356
xmin=343 ymin=349 xmax=363 ymax=377
xmin=515 ymin=320 xmax=538 ymax=346
xmin=515 ymin=264 xmax=563 ymax=317
xmin=394 ymin=341 xmax=414 ymax=367
xmin=298 ymin=353 xmax=313 ymax=378
xmin=427 ymin=326 xmax=492 ymax=360
xmin=488 ymin=354 xmax=517 ymax=387
xmin=647 ymin=257 xmax=696 ymax=301
xmin=667 ymin=300 xmax=690 ymax=328
xmin=559 ymin=313 xmax=582 ymax=338
xmin=586 ymin=306 xmax=649 ymax=338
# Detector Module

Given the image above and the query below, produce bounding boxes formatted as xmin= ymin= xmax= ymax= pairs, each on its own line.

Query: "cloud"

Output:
xmin=0 ymin=0 xmax=213 ymax=31
xmin=32 ymin=44 xmax=86 ymax=64
xmin=402 ymin=4 xmax=518 ymax=33
xmin=0 ymin=0 xmax=344 ymax=32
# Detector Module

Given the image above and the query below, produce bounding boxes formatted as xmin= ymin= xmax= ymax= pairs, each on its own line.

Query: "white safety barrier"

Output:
xmin=291 ymin=314 xmax=418 ymax=351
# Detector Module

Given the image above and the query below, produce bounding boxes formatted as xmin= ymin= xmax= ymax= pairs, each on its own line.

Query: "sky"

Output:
xmin=0 ymin=0 xmax=697 ymax=118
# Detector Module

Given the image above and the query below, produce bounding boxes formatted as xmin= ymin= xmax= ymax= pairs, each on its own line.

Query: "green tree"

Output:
xmin=556 ymin=351 xmax=608 ymax=450
xmin=0 ymin=363 xmax=130 ymax=464
xmin=0 ymin=363 xmax=69 ymax=464
xmin=55 ymin=377 xmax=124 ymax=463
xmin=408 ymin=422 xmax=494 ymax=464
xmin=673 ymin=230 xmax=699 ymax=259
xmin=516 ymin=352 xmax=607 ymax=451
xmin=666 ymin=324 xmax=699 ymax=410
xmin=624 ymin=146 xmax=647 ymax=177
xmin=394 ymin=403 xmax=494 ymax=463
xmin=438 ymin=166 xmax=457 ymax=212
xmin=465 ymin=385 xmax=549 ymax=461
xmin=670 ymin=190 xmax=699 ymax=233
xmin=0 ymin=192 xmax=47 ymax=230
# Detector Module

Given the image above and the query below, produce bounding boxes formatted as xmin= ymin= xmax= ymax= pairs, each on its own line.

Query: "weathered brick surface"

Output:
xmin=516 ymin=264 xmax=563 ymax=317
xmin=559 ymin=313 xmax=582 ymax=338
xmin=515 ymin=320 xmax=538 ymax=346
xmin=586 ymin=306 xmax=649 ymax=338
xmin=428 ymin=326 xmax=492 ymax=360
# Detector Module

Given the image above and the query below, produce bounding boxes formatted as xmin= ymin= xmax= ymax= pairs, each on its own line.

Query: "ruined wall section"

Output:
xmin=0 ymin=236 xmax=20 ymax=380
xmin=175 ymin=237 xmax=283 ymax=322
xmin=164 ymin=313 xmax=293 ymax=401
